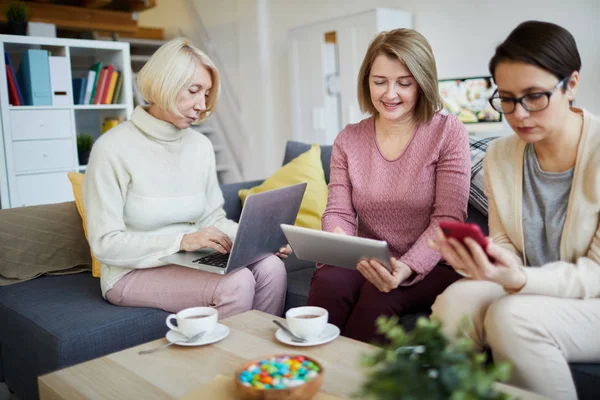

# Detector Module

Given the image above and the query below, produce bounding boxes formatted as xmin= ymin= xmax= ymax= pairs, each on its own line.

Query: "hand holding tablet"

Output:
xmin=280 ymin=224 xmax=392 ymax=272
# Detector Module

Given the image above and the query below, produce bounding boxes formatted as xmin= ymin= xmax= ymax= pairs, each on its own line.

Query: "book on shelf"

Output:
xmin=88 ymin=62 xmax=103 ymax=105
xmin=72 ymin=77 xmax=87 ymax=105
xmin=91 ymin=64 xmax=107 ymax=104
xmin=96 ymin=65 xmax=114 ymax=104
xmin=4 ymin=52 xmax=23 ymax=105
xmin=112 ymin=72 xmax=124 ymax=104
xmin=5 ymin=64 xmax=20 ymax=106
xmin=48 ymin=56 xmax=71 ymax=106
xmin=4 ymin=49 xmax=53 ymax=106
xmin=104 ymin=70 xmax=119 ymax=104
xmin=82 ymin=69 xmax=96 ymax=105
xmin=4 ymin=50 xmax=123 ymax=107
xmin=84 ymin=63 xmax=121 ymax=105
xmin=17 ymin=49 xmax=52 ymax=106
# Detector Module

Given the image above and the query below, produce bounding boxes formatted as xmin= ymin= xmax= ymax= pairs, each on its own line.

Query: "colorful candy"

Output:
xmin=238 ymin=355 xmax=321 ymax=390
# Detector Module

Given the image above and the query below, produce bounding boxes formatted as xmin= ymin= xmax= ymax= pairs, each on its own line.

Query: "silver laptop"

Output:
xmin=160 ymin=183 xmax=307 ymax=274
xmin=281 ymin=224 xmax=391 ymax=271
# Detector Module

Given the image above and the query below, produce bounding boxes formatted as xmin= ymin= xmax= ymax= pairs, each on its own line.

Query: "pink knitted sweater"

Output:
xmin=322 ymin=113 xmax=471 ymax=285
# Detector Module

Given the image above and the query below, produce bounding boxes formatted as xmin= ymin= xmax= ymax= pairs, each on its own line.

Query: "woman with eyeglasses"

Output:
xmin=429 ymin=21 xmax=600 ymax=399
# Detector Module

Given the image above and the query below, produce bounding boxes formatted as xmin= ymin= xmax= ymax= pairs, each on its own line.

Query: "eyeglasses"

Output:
xmin=489 ymin=78 xmax=568 ymax=114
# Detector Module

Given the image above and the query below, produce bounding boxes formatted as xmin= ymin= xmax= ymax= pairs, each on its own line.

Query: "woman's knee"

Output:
xmin=484 ymin=295 xmax=539 ymax=349
xmin=431 ymin=280 xmax=469 ymax=329
xmin=310 ymin=265 xmax=358 ymax=292
xmin=215 ymin=267 xmax=256 ymax=306
xmin=432 ymin=279 xmax=503 ymax=341
xmin=354 ymin=283 xmax=394 ymax=314
xmin=105 ymin=288 xmax=122 ymax=306
xmin=234 ymin=267 xmax=257 ymax=291
xmin=252 ymin=255 xmax=287 ymax=286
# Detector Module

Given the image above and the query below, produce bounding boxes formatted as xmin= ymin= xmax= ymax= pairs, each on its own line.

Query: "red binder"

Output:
xmin=5 ymin=64 xmax=21 ymax=106
xmin=92 ymin=67 xmax=107 ymax=105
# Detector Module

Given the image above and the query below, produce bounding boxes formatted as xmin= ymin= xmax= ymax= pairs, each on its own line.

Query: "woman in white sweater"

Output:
xmin=83 ymin=38 xmax=290 ymax=318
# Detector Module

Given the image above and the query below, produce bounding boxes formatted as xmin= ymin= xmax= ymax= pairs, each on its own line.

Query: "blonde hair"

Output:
xmin=137 ymin=37 xmax=219 ymax=122
xmin=357 ymin=29 xmax=442 ymax=124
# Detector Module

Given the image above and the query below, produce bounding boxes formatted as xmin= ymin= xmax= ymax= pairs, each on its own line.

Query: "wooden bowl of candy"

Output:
xmin=234 ymin=354 xmax=324 ymax=400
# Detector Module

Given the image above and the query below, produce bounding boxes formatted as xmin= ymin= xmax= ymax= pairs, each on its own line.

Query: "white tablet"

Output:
xmin=281 ymin=224 xmax=391 ymax=271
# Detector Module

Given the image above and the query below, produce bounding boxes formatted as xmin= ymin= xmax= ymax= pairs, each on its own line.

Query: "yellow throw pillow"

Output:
xmin=67 ymin=172 xmax=101 ymax=277
xmin=239 ymin=144 xmax=328 ymax=230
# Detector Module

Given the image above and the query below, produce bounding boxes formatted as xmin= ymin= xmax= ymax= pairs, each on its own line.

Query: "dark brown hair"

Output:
xmin=357 ymin=29 xmax=443 ymax=124
xmin=489 ymin=21 xmax=581 ymax=91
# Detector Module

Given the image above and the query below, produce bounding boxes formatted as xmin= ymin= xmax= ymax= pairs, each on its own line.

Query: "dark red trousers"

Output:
xmin=306 ymin=264 xmax=461 ymax=343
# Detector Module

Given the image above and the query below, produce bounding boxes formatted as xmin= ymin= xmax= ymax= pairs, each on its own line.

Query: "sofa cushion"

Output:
xmin=571 ymin=363 xmax=600 ymax=400
xmin=240 ymin=144 xmax=328 ymax=230
xmin=67 ymin=172 xmax=101 ymax=277
xmin=285 ymin=267 xmax=317 ymax=311
xmin=284 ymin=253 xmax=317 ymax=274
xmin=220 ymin=180 xmax=265 ymax=223
xmin=466 ymin=204 xmax=489 ymax=236
xmin=0 ymin=202 xmax=91 ymax=286
xmin=283 ymin=141 xmax=333 ymax=184
xmin=0 ymin=273 xmax=168 ymax=400
xmin=0 ymin=341 xmax=4 ymax=383
xmin=468 ymin=136 xmax=498 ymax=217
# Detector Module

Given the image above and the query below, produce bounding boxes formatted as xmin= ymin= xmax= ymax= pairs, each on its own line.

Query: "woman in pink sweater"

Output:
xmin=306 ymin=29 xmax=471 ymax=342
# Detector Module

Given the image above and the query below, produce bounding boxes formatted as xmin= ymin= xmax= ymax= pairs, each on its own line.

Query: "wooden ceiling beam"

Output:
xmin=82 ymin=0 xmax=113 ymax=9
xmin=105 ymin=0 xmax=156 ymax=12
xmin=96 ymin=26 xmax=164 ymax=40
xmin=128 ymin=0 xmax=156 ymax=13
xmin=119 ymin=26 xmax=163 ymax=40
xmin=10 ymin=1 xmax=156 ymax=12
xmin=0 ymin=1 xmax=138 ymax=33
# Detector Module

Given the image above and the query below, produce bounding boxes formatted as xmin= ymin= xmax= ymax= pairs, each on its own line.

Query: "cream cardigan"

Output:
xmin=484 ymin=108 xmax=600 ymax=299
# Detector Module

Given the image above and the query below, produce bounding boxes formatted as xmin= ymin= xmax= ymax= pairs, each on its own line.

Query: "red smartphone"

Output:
xmin=439 ymin=221 xmax=493 ymax=261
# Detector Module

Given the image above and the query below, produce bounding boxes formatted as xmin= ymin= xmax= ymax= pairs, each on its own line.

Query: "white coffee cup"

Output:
xmin=285 ymin=306 xmax=328 ymax=341
xmin=166 ymin=307 xmax=218 ymax=339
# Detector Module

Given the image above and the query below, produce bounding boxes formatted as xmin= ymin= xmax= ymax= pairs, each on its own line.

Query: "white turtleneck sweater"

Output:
xmin=83 ymin=106 xmax=238 ymax=297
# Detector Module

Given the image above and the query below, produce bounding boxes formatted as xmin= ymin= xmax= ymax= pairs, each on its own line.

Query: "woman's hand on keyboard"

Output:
xmin=180 ymin=226 xmax=233 ymax=253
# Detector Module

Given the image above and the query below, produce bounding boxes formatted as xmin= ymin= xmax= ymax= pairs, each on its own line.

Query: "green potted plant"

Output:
xmin=77 ymin=134 xmax=94 ymax=166
xmin=359 ymin=316 xmax=513 ymax=400
xmin=5 ymin=1 xmax=29 ymax=36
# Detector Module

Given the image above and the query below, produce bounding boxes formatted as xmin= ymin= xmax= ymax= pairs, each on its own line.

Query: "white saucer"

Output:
xmin=275 ymin=323 xmax=340 ymax=347
xmin=166 ymin=323 xmax=229 ymax=346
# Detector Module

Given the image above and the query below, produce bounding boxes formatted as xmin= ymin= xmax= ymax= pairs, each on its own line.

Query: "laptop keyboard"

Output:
xmin=192 ymin=253 xmax=230 ymax=268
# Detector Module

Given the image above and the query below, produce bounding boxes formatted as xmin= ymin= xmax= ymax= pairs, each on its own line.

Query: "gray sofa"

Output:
xmin=0 ymin=141 xmax=598 ymax=400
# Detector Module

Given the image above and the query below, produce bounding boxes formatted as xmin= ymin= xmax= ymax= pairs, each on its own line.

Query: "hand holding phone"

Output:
xmin=439 ymin=221 xmax=494 ymax=262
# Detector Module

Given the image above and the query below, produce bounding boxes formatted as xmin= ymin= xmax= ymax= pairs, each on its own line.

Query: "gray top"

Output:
xmin=522 ymin=144 xmax=574 ymax=266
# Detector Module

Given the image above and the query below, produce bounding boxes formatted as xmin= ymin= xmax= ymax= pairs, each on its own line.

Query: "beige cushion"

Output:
xmin=0 ymin=201 xmax=92 ymax=286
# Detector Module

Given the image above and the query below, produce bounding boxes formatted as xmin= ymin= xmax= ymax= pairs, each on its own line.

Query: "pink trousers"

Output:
xmin=105 ymin=255 xmax=287 ymax=319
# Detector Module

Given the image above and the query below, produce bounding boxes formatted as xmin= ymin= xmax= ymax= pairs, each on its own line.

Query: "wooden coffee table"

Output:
xmin=38 ymin=310 xmax=546 ymax=399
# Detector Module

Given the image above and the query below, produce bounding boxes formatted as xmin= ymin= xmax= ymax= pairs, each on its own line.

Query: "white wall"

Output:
xmin=160 ymin=0 xmax=600 ymax=179
xmin=137 ymin=0 xmax=197 ymax=39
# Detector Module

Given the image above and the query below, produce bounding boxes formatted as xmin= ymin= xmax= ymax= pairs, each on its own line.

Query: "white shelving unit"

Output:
xmin=0 ymin=35 xmax=133 ymax=209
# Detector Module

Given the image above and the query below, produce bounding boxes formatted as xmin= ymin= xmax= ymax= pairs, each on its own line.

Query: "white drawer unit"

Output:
xmin=10 ymin=109 xmax=72 ymax=141
xmin=14 ymin=172 xmax=75 ymax=207
xmin=12 ymin=139 xmax=75 ymax=173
